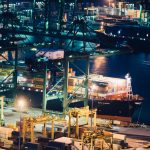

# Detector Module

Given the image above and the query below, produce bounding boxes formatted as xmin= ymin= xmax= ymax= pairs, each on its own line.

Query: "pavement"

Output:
xmin=3 ymin=107 xmax=42 ymax=125
xmin=111 ymin=126 xmax=150 ymax=149
xmin=112 ymin=126 xmax=150 ymax=138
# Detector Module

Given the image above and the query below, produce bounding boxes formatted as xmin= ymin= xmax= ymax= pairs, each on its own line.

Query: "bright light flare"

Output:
xmin=15 ymin=95 xmax=29 ymax=112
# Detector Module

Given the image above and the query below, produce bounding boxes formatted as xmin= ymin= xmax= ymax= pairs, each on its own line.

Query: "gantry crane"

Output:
xmin=22 ymin=106 xmax=97 ymax=143
xmin=68 ymin=106 xmax=97 ymax=139
xmin=22 ymin=114 xmax=67 ymax=143
xmin=80 ymin=129 xmax=113 ymax=150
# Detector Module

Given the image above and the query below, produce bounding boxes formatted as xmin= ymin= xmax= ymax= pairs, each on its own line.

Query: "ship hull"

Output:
xmin=95 ymin=25 xmax=150 ymax=52
xmin=69 ymin=99 xmax=142 ymax=118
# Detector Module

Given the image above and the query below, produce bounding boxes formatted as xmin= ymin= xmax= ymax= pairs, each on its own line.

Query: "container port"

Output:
xmin=0 ymin=0 xmax=150 ymax=150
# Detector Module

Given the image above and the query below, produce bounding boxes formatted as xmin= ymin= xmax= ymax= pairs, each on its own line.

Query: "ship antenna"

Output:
xmin=125 ymin=73 xmax=133 ymax=100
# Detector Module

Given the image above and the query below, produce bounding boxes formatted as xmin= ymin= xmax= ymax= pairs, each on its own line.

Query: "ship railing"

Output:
xmin=129 ymin=123 xmax=148 ymax=128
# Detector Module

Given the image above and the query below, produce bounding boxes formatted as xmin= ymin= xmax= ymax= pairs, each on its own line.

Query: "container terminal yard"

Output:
xmin=0 ymin=0 xmax=150 ymax=150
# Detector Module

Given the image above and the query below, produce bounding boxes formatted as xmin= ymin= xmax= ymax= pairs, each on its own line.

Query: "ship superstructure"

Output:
xmin=68 ymin=74 xmax=141 ymax=101
xmin=68 ymin=73 xmax=143 ymax=119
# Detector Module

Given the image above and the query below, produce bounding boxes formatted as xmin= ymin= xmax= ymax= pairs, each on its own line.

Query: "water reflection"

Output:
xmin=91 ymin=56 xmax=106 ymax=74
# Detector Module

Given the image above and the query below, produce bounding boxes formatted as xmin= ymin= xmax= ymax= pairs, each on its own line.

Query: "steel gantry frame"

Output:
xmin=0 ymin=0 xmax=19 ymax=94
xmin=42 ymin=16 xmax=95 ymax=113
xmin=67 ymin=106 xmax=97 ymax=139
xmin=62 ymin=54 xmax=90 ymax=112
xmin=0 ymin=0 xmax=68 ymax=97
xmin=22 ymin=114 xmax=67 ymax=143
xmin=42 ymin=53 xmax=90 ymax=113
xmin=31 ymin=0 xmax=66 ymax=33
xmin=36 ymin=7 xmax=122 ymax=114
xmin=0 ymin=0 xmax=125 ymax=115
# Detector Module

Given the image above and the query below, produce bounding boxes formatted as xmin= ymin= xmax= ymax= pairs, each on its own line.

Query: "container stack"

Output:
xmin=0 ymin=127 xmax=14 ymax=149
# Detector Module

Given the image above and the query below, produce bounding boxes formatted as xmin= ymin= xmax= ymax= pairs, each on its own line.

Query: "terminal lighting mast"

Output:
xmin=0 ymin=96 xmax=4 ymax=125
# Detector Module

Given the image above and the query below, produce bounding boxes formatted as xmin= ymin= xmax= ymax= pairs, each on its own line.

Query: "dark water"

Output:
xmin=88 ymin=52 xmax=150 ymax=124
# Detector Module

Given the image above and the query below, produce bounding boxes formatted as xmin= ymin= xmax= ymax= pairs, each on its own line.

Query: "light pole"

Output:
xmin=16 ymin=98 xmax=27 ymax=150
xmin=0 ymin=96 xmax=4 ymax=126
xmin=90 ymin=84 xmax=96 ymax=128
xmin=108 ymin=0 xmax=111 ymax=7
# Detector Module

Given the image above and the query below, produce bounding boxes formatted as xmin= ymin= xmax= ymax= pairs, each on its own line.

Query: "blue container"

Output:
xmin=48 ymin=141 xmax=65 ymax=150
xmin=26 ymin=142 xmax=40 ymax=150
xmin=45 ymin=146 xmax=59 ymax=150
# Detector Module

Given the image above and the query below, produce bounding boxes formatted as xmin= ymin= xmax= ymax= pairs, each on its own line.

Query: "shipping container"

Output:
xmin=0 ymin=127 xmax=13 ymax=139
xmin=48 ymin=141 xmax=65 ymax=150
xmin=26 ymin=142 xmax=40 ymax=150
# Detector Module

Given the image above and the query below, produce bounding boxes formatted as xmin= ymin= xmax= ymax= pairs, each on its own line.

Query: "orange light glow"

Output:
xmin=92 ymin=57 xmax=106 ymax=73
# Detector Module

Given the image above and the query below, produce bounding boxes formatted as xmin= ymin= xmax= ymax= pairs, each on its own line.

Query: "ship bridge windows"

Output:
xmin=96 ymin=81 xmax=108 ymax=87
